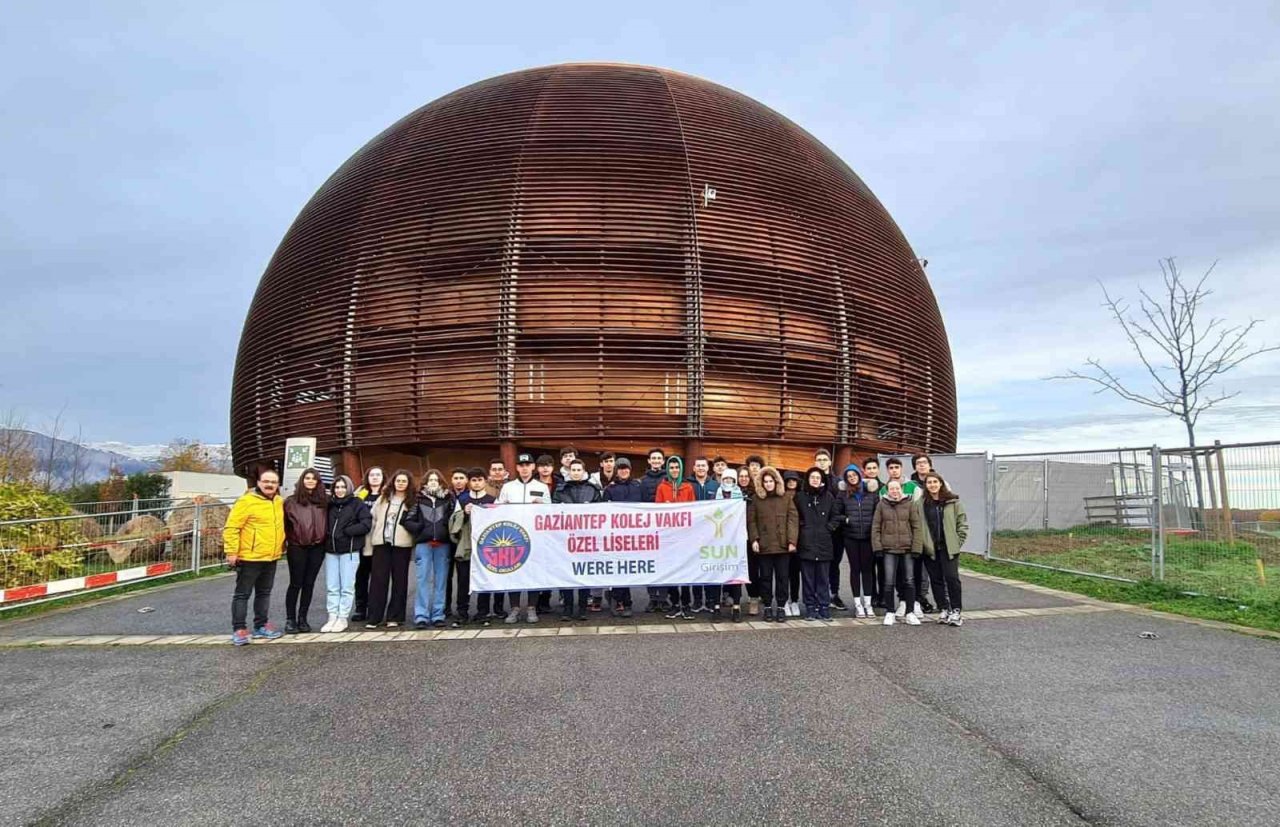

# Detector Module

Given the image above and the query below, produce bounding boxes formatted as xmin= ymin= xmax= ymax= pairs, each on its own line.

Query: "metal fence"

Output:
xmin=0 ymin=498 xmax=235 ymax=610
xmin=989 ymin=440 xmax=1279 ymax=605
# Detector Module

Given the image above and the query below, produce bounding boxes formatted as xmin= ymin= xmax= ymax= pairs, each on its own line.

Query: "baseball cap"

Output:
xmin=516 ymin=452 xmax=534 ymax=464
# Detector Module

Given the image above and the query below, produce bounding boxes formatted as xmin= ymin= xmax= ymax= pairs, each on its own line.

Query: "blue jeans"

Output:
xmin=324 ymin=552 xmax=358 ymax=620
xmin=414 ymin=542 xmax=451 ymax=623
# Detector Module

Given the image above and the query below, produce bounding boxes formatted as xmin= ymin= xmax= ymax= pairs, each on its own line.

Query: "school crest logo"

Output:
xmin=476 ymin=520 xmax=532 ymax=574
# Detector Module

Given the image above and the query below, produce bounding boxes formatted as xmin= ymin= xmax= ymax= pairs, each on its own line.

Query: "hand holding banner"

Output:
xmin=468 ymin=500 xmax=748 ymax=593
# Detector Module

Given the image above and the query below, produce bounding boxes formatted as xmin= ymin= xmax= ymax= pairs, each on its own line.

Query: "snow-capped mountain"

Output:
xmin=86 ymin=441 xmax=171 ymax=462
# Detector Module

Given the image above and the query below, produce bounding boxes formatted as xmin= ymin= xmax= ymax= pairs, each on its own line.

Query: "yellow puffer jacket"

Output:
xmin=222 ymin=489 xmax=286 ymax=562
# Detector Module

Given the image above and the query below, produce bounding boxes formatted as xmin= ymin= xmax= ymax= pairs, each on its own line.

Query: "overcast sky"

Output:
xmin=1 ymin=1 xmax=1277 ymax=454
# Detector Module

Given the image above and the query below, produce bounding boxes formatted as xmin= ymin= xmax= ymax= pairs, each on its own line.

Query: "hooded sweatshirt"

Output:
xmin=716 ymin=471 xmax=743 ymax=500
xmin=327 ymin=475 xmax=372 ymax=555
xmin=655 ymin=456 xmax=696 ymax=502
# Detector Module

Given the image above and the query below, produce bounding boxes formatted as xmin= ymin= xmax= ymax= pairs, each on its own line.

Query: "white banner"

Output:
xmin=469 ymin=500 xmax=748 ymax=592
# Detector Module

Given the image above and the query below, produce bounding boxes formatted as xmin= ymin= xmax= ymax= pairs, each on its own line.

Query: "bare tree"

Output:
xmin=38 ymin=407 xmax=67 ymax=491
xmin=1053 ymin=257 xmax=1278 ymax=515
xmin=0 ymin=408 xmax=37 ymax=484
xmin=66 ymin=425 xmax=89 ymax=490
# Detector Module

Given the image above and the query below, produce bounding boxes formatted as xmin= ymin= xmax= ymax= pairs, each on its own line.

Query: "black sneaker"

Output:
xmin=575 ymin=610 xmax=588 ymax=621
xmin=350 ymin=610 xmax=367 ymax=623
xmin=776 ymin=609 xmax=788 ymax=624
xmin=284 ymin=620 xmax=299 ymax=635
xmin=480 ymin=616 xmax=492 ymax=627
xmin=764 ymin=607 xmax=775 ymax=622
xmin=414 ymin=620 xmax=429 ymax=630
xmin=296 ymin=619 xmax=312 ymax=633
xmin=731 ymin=606 xmax=742 ymax=623
xmin=921 ymin=601 xmax=937 ymax=614
xmin=621 ymin=606 xmax=634 ymax=618
xmin=665 ymin=606 xmax=688 ymax=620
xmin=830 ymin=596 xmax=847 ymax=611
xmin=561 ymin=612 xmax=574 ymax=622
xmin=431 ymin=619 xmax=446 ymax=628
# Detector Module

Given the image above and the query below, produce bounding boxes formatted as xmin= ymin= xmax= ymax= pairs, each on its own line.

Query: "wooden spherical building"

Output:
xmin=230 ymin=63 xmax=956 ymax=477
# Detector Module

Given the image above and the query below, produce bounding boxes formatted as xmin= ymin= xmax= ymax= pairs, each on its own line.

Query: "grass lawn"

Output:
xmin=989 ymin=525 xmax=1278 ymax=607
xmin=962 ymin=555 xmax=1280 ymax=634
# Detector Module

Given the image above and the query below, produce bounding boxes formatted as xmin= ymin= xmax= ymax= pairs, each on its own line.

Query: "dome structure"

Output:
xmin=230 ymin=63 xmax=956 ymax=475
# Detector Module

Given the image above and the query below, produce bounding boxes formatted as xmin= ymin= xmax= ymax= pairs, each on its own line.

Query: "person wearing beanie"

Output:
xmin=715 ymin=468 xmax=746 ymax=621
xmin=655 ymin=455 xmax=697 ymax=619
xmin=838 ymin=464 xmax=879 ymax=618
xmin=323 ymin=474 xmax=371 ymax=633
xmin=603 ymin=457 xmax=642 ymax=616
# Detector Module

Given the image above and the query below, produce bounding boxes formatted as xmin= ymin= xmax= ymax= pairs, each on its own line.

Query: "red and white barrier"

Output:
xmin=1 ymin=562 xmax=175 ymax=604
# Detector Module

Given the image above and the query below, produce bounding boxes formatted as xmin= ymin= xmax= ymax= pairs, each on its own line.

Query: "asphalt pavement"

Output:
xmin=1 ymin=570 xmax=1278 ymax=826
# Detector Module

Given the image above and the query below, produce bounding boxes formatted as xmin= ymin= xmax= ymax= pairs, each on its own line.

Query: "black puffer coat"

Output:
xmin=795 ymin=483 xmax=844 ymax=562
xmin=326 ymin=494 xmax=372 ymax=555
xmin=840 ymin=488 xmax=878 ymax=543
xmin=402 ymin=492 xmax=455 ymax=545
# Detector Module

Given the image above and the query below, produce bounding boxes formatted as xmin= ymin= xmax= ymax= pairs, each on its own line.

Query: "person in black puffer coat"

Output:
xmin=323 ymin=475 xmax=371 ymax=633
xmin=555 ymin=459 xmax=601 ymax=620
xmin=402 ymin=470 xmax=456 ymax=629
xmin=795 ymin=466 xmax=845 ymax=620
xmin=838 ymin=464 xmax=879 ymax=618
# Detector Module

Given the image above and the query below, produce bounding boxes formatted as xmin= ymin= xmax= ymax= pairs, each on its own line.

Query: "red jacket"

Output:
xmin=655 ymin=478 xmax=696 ymax=503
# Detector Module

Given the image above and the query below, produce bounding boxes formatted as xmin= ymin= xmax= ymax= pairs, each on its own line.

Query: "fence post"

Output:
xmin=1157 ymin=448 xmax=1167 ymax=583
xmin=1042 ymin=457 xmax=1050 ymax=530
xmin=192 ymin=501 xmax=202 ymax=573
xmin=1214 ymin=439 xmax=1234 ymax=543
xmin=985 ymin=453 xmax=994 ymax=559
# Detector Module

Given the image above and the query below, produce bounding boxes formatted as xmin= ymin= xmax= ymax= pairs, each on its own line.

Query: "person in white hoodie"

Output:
xmin=496 ymin=452 xmax=552 ymax=624
xmin=714 ymin=468 xmax=746 ymax=622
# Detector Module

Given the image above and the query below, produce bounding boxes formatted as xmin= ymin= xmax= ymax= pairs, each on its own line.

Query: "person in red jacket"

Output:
xmin=655 ymin=455 xmax=697 ymax=619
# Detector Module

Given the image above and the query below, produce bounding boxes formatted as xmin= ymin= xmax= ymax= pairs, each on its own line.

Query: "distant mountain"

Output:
xmin=86 ymin=441 xmax=169 ymax=462
xmin=1 ymin=429 xmax=157 ymax=487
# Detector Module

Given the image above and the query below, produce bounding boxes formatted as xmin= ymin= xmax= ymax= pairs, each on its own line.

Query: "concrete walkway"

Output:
xmin=1 ymin=570 xmax=1277 ymax=826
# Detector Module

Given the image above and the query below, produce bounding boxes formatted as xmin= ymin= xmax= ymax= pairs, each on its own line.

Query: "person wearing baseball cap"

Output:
xmin=496 ymin=451 xmax=552 ymax=624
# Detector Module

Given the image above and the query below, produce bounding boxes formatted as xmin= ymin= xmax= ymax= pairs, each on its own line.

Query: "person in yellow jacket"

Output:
xmin=223 ymin=466 xmax=287 ymax=645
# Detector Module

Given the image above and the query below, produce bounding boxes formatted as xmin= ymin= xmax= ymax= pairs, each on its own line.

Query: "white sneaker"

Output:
xmin=335 ymin=619 xmax=349 ymax=632
xmin=912 ymin=601 xmax=924 ymax=619
xmin=320 ymin=619 xmax=335 ymax=633
xmin=854 ymin=602 xmax=867 ymax=618
xmin=526 ymin=607 xmax=539 ymax=623
xmin=895 ymin=601 xmax=907 ymax=618
xmin=937 ymin=609 xmax=952 ymax=624
xmin=883 ymin=612 xmax=895 ymax=626
xmin=905 ymin=613 xmax=921 ymax=626
xmin=862 ymin=596 xmax=875 ymax=617
xmin=791 ymin=600 xmax=802 ymax=617
xmin=504 ymin=608 xmax=521 ymax=624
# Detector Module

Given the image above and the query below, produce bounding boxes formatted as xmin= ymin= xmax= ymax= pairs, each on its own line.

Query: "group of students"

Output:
xmin=221 ymin=446 xmax=968 ymax=645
